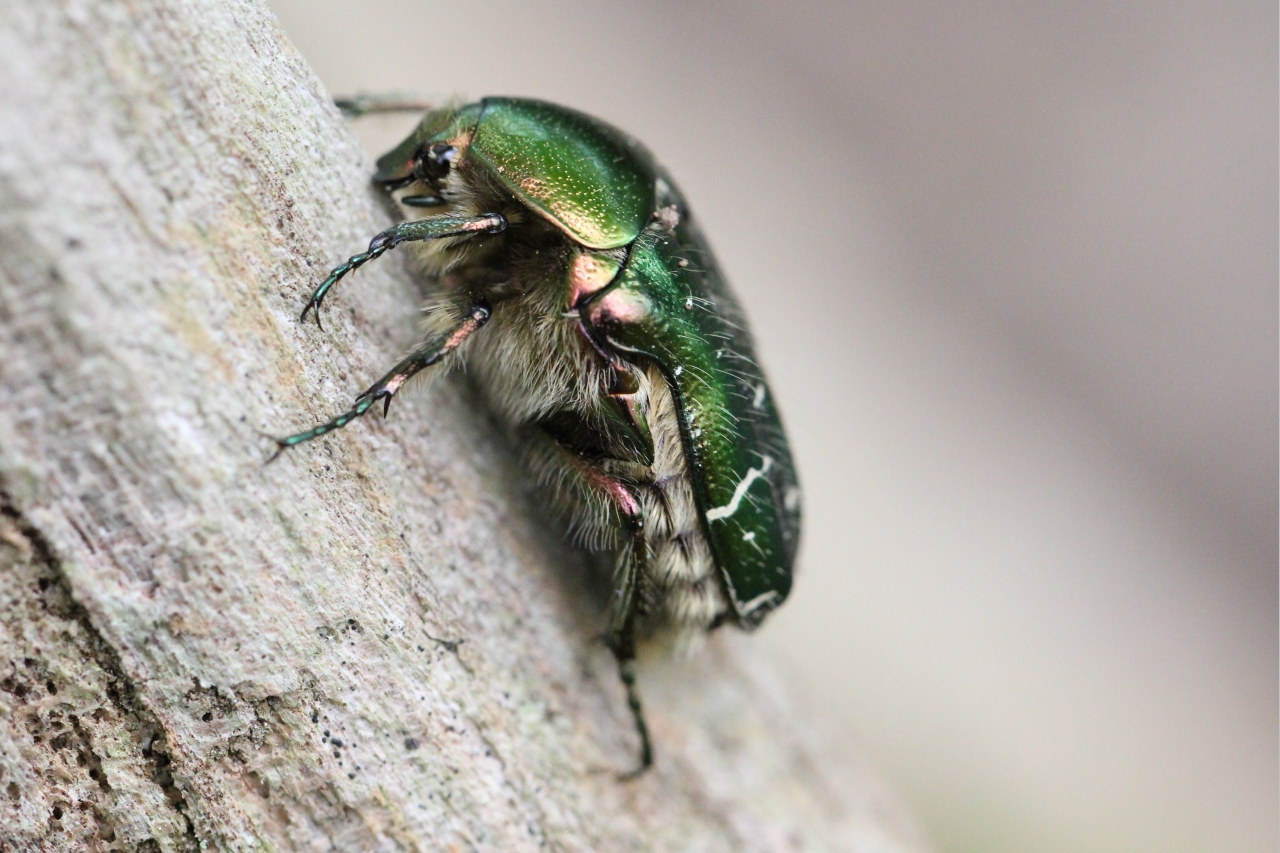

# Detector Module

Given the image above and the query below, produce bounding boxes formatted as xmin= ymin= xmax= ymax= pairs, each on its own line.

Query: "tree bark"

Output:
xmin=0 ymin=2 xmax=928 ymax=851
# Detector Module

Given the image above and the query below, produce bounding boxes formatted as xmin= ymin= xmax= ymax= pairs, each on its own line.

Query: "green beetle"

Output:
xmin=277 ymin=96 xmax=801 ymax=773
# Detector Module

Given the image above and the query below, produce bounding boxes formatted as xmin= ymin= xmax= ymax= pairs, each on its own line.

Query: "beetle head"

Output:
xmin=373 ymin=102 xmax=482 ymax=190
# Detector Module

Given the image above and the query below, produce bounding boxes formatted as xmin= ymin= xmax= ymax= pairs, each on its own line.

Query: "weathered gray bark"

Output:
xmin=0 ymin=2 xmax=928 ymax=851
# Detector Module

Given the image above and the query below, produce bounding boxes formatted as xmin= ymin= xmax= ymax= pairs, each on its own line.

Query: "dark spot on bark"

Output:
xmin=201 ymin=712 xmax=212 ymax=722
xmin=330 ymin=738 xmax=342 ymax=748
xmin=46 ymin=680 xmax=56 ymax=694
xmin=311 ymin=712 xmax=319 ymax=723
xmin=246 ymin=770 xmax=270 ymax=799
xmin=6 ymin=782 xmax=18 ymax=800
xmin=51 ymin=805 xmax=63 ymax=819
xmin=404 ymin=737 xmax=419 ymax=750
xmin=93 ymin=805 xmax=116 ymax=841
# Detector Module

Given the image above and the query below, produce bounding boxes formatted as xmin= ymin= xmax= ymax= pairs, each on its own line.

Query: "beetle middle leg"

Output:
xmin=300 ymin=213 xmax=506 ymax=327
xmin=272 ymin=303 xmax=490 ymax=456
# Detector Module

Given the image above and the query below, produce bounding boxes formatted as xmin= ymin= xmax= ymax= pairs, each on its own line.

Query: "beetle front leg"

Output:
xmin=300 ymin=213 xmax=506 ymax=327
xmin=272 ymin=304 xmax=490 ymax=456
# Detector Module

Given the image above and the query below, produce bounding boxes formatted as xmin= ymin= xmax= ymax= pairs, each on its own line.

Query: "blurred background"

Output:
xmin=264 ymin=2 xmax=1276 ymax=852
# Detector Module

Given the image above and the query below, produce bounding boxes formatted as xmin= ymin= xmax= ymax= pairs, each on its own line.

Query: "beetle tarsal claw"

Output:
xmin=368 ymin=230 xmax=397 ymax=252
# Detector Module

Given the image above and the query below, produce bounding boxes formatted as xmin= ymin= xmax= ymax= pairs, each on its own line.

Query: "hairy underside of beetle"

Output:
xmin=402 ymin=192 xmax=730 ymax=654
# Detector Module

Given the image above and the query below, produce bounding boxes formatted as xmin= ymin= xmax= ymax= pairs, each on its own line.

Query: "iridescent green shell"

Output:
xmin=470 ymin=99 xmax=654 ymax=250
xmin=582 ymin=186 xmax=801 ymax=628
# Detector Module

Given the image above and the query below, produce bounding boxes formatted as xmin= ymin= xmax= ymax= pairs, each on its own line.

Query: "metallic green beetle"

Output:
xmin=277 ymin=96 xmax=801 ymax=773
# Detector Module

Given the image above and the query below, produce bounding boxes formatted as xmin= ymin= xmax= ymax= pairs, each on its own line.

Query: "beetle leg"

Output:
xmin=300 ymin=213 xmax=507 ymax=327
xmin=400 ymin=195 xmax=448 ymax=208
xmin=271 ymin=304 xmax=490 ymax=457
xmin=333 ymin=93 xmax=434 ymax=118
xmin=613 ymin=528 xmax=654 ymax=778
xmin=519 ymin=428 xmax=653 ymax=774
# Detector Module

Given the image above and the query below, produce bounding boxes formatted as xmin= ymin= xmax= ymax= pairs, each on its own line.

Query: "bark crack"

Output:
xmin=0 ymin=489 xmax=201 ymax=852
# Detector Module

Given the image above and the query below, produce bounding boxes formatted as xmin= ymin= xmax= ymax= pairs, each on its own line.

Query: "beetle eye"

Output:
xmin=415 ymin=143 xmax=457 ymax=183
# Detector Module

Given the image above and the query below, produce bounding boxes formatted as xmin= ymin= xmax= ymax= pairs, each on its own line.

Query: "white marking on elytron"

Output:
xmin=741 ymin=529 xmax=765 ymax=556
xmin=783 ymin=486 xmax=800 ymax=512
xmin=752 ymin=383 xmax=767 ymax=409
xmin=706 ymin=456 xmax=773 ymax=522
xmin=673 ymin=365 xmax=683 ymax=376
xmin=740 ymin=590 xmax=781 ymax=614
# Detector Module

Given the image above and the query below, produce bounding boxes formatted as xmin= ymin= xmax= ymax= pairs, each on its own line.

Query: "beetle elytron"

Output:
xmin=275 ymin=96 xmax=801 ymax=773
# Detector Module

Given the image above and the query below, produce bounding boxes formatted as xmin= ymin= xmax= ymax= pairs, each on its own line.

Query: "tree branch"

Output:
xmin=0 ymin=2 xmax=927 ymax=850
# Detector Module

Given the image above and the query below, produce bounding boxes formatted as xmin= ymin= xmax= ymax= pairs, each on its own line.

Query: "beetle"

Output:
xmin=275 ymin=96 xmax=801 ymax=774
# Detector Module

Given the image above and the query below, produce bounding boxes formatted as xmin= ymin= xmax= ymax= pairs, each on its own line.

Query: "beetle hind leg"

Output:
xmin=334 ymin=93 xmax=434 ymax=118
xmin=612 ymin=525 xmax=654 ymax=778
xmin=594 ymin=483 xmax=654 ymax=776
xmin=519 ymin=427 xmax=654 ymax=775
